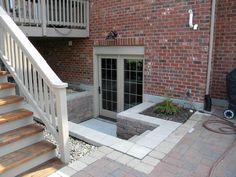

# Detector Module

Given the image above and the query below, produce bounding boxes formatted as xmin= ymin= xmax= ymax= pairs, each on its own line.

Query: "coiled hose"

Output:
xmin=202 ymin=113 xmax=236 ymax=177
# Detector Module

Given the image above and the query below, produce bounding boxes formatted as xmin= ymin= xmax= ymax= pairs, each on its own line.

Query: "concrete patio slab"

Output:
xmin=80 ymin=118 xmax=117 ymax=137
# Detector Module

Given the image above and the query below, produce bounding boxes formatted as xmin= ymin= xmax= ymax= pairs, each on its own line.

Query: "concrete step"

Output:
xmin=128 ymin=135 xmax=138 ymax=142
xmin=129 ymin=130 xmax=151 ymax=143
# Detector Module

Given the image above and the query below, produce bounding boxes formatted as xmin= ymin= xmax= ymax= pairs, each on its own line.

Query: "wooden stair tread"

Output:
xmin=18 ymin=158 xmax=65 ymax=177
xmin=0 ymin=141 xmax=56 ymax=174
xmin=0 ymin=109 xmax=33 ymax=125
xmin=0 ymin=124 xmax=44 ymax=147
xmin=0 ymin=71 xmax=7 ymax=76
xmin=0 ymin=95 xmax=24 ymax=106
xmin=0 ymin=82 xmax=16 ymax=90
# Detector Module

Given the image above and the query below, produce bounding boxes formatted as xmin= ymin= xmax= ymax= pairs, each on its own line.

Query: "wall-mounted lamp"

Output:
xmin=106 ymin=31 xmax=118 ymax=40
xmin=188 ymin=9 xmax=198 ymax=30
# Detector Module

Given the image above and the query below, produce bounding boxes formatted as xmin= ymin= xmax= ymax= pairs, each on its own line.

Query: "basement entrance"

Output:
xmin=98 ymin=56 xmax=143 ymax=119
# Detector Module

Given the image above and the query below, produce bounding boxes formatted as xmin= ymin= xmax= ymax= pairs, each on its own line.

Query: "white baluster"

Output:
xmin=46 ymin=0 xmax=50 ymax=24
xmin=23 ymin=55 xmax=29 ymax=89
xmin=10 ymin=37 xmax=15 ymax=67
xmin=18 ymin=48 xmax=23 ymax=80
xmin=49 ymin=90 xmax=56 ymax=128
xmin=14 ymin=42 xmax=19 ymax=75
xmin=17 ymin=0 xmax=21 ymax=23
xmin=38 ymin=75 xmax=44 ymax=109
xmin=55 ymin=0 xmax=57 ymax=25
xmin=70 ymin=0 xmax=72 ymax=26
xmin=63 ymin=0 xmax=65 ymax=26
xmin=80 ymin=0 xmax=82 ymax=27
xmin=28 ymin=61 xmax=34 ymax=95
xmin=44 ymin=84 xmax=51 ymax=123
xmin=33 ymin=0 xmax=36 ymax=24
xmin=23 ymin=0 xmax=26 ymax=23
xmin=33 ymin=68 xmax=39 ymax=102
xmin=28 ymin=0 xmax=31 ymax=24
xmin=12 ymin=0 xmax=16 ymax=20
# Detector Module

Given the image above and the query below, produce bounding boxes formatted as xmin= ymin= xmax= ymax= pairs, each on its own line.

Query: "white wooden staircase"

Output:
xmin=0 ymin=6 xmax=70 ymax=177
xmin=0 ymin=71 xmax=64 ymax=177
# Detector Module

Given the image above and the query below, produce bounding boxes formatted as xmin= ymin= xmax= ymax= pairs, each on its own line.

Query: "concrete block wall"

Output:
xmin=67 ymin=91 xmax=93 ymax=123
xmin=117 ymin=118 xmax=157 ymax=140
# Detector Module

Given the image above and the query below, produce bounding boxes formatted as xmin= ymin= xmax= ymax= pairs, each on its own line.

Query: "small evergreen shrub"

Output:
xmin=154 ymin=98 xmax=180 ymax=115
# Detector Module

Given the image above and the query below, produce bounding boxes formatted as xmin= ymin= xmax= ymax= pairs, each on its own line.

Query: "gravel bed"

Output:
xmin=37 ymin=123 xmax=97 ymax=163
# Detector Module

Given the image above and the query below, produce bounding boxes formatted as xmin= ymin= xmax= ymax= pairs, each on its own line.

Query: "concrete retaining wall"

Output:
xmin=67 ymin=91 xmax=93 ymax=123
xmin=117 ymin=117 xmax=157 ymax=140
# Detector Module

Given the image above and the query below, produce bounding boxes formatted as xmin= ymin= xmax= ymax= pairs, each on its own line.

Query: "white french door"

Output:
xmin=98 ymin=55 xmax=143 ymax=119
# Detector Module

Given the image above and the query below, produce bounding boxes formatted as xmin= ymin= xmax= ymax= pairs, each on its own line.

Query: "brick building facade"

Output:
xmin=31 ymin=0 xmax=235 ymax=107
xmin=211 ymin=0 xmax=236 ymax=101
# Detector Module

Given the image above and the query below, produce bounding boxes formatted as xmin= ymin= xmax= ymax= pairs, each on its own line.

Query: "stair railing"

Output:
xmin=0 ymin=6 xmax=70 ymax=163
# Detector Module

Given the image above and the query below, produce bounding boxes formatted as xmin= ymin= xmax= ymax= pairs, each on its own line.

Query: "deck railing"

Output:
xmin=0 ymin=6 xmax=70 ymax=163
xmin=0 ymin=0 xmax=89 ymax=35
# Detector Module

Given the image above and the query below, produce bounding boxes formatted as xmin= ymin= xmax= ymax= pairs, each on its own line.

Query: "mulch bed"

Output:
xmin=141 ymin=103 xmax=195 ymax=123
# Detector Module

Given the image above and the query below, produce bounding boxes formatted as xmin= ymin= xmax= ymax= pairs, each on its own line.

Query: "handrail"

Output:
xmin=0 ymin=6 xmax=70 ymax=163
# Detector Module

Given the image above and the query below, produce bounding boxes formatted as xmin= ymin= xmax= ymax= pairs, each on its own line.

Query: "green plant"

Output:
xmin=154 ymin=98 xmax=180 ymax=115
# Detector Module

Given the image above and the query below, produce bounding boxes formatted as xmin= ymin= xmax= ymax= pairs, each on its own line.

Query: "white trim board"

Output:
xmin=93 ymin=46 xmax=145 ymax=56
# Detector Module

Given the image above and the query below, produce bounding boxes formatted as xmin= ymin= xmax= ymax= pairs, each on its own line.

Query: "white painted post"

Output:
xmin=41 ymin=0 xmax=46 ymax=35
xmin=55 ymin=0 xmax=58 ymax=25
xmin=0 ymin=26 xmax=4 ymax=53
xmin=12 ymin=0 xmax=16 ymax=20
xmin=86 ymin=0 xmax=89 ymax=35
xmin=23 ymin=0 xmax=26 ymax=23
xmin=6 ymin=0 xmax=9 ymax=14
xmin=55 ymin=88 xmax=70 ymax=163
xmin=59 ymin=0 xmax=61 ymax=25
xmin=17 ymin=0 xmax=21 ymax=23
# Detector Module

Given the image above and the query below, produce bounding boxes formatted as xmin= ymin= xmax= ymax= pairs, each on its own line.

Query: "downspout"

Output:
xmin=204 ymin=0 xmax=217 ymax=111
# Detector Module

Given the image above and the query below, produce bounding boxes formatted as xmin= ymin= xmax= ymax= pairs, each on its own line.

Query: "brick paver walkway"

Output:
xmin=149 ymin=118 xmax=236 ymax=177
xmin=72 ymin=157 xmax=148 ymax=177
xmin=71 ymin=115 xmax=236 ymax=177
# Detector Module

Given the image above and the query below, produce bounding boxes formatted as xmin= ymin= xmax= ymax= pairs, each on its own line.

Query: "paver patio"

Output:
xmin=52 ymin=109 xmax=236 ymax=177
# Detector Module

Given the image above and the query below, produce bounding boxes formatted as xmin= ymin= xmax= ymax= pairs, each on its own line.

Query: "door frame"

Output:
xmin=93 ymin=46 xmax=145 ymax=118
xmin=98 ymin=55 xmax=122 ymax=119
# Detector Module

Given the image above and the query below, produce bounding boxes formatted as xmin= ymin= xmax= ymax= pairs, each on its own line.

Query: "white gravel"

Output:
xmin=37 ymin=123 xmax=97 ymax=163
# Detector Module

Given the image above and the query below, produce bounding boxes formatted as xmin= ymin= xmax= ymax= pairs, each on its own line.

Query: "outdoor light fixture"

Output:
xmin=106 ymin=31 xmax=118 ymax=40
xmin=188 ymin=9 xmax=198 ymax=30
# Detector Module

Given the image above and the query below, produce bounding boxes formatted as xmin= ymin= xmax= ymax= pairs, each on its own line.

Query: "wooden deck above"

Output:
xmin=1 ymin=0 xmax=89 ymax=38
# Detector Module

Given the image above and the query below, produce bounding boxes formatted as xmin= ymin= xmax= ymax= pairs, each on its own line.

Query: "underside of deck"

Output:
xmin=20 ymin=26 xmax=89 ymax=38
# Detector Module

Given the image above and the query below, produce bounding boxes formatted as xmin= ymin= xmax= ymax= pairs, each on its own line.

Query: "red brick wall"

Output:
xmin=31 ymin=0 xmax=212 ymax=103
xmin=31 ymin=38 xmax=93 ymax=85
xmin=211 ymin=0 xmax=236 ymax=100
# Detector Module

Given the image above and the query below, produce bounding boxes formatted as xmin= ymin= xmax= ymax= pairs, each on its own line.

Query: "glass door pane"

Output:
xmin=124 ymin=59 xmax=143 ymax=110
xmin=101 ymin=58 xmax=117 ymax=112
